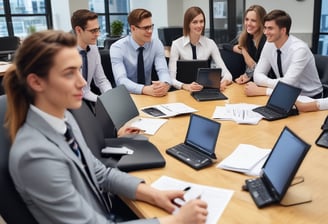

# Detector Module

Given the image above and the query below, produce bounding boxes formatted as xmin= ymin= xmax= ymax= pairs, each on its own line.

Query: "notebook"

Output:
xmin=191 ymin=68 xmax=228 ymax=101
xmin=176 ymin=59 xmax=210 ymax=84
xmin=166 ymin=114 xmax=220 ymax=170
xmin=252 ymin=81 xmax=301 ymax=121
xmin=245 ymin=126 xmax=311 ymax=208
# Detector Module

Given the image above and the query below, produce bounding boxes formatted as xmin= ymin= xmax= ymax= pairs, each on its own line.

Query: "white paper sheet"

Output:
xmin=151 ymin=175 xmax=234 ymax=224
xmin=130 ymin=118 xmax=167 ymax=135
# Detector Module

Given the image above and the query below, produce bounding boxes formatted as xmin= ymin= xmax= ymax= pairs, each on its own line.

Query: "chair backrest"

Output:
xmin=95 ymin=85 xmax=139 ymax=135
xmin=99 ymin=49 xmax=116 ymax=88
xmin=0 ymin=95 xmax=38 ymax=224
xmin=219 ymin=48 xmax=245 ymax=80
xmin=314 ymin=54 xmax=328 ymax=97
xmin=0 ymin=36 xmax=20 ymax=52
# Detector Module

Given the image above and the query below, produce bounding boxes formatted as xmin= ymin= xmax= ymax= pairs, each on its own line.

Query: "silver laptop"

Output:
xmin=191 ymin=68 xmax=228 ymax=101
xmin=245 ymin=126 xmax=311 ymax=208
xmin=166 ymin=114 xmax=220 ymax=170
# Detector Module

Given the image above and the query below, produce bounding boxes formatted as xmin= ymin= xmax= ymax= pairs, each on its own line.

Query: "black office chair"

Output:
xmin=0 ymin=36 xmax=20 ymax=61
xmin=219 ymin=47 xmax=245 ymax=80
xmin=99 ymin=49 xmax=116 ymax=88
xmin=314 ymin=54 xmax=328 ymax=97
xmin=0 ymin=95 xmax=38 ymax=224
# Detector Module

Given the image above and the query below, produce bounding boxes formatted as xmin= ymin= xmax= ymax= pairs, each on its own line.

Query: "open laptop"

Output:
xmin=166 ymin=114 xmax=220 ymax=170
xmin=191 ymin=68 xmax=228 ymax=101
xmin=245 ymin=126 xmax=311 ymax=208
xmin=252 ymin=81 xmax=301 ymax=121
xmin=176 ymin=59 xmax=210 ymax=84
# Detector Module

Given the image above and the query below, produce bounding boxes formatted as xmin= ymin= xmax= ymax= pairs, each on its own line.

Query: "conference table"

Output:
xmin=125 ymin=83 xmax=327 ymax=223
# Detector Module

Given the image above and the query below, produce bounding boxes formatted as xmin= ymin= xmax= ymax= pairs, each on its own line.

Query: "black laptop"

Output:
xmin=245 ymin=126 xmax=311 ymax=208
xmin=176 ymin=59 xmax=210 ymax=84
xmin=166 ymin=114 xmax=220 ymax=170
xmin=191 ymin=68 xmax=228 ymax=101
xmin=252 ymin=81 xmax=301 ymax=121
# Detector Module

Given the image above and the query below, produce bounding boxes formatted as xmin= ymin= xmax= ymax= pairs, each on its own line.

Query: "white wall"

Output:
xmin=51 ymin=0 xmax=88 ymax=32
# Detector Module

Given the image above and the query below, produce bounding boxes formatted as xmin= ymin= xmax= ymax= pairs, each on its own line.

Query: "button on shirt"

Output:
xmin=168 ymin=35 xmax=232 ymax=89
xmin=254 ymin=35 xmax=322 ymax=97
xmin=110 ymin=35 xmax=171 ymax=94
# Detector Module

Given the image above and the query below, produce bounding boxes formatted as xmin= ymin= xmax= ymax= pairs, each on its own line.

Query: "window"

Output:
xmin=89 ymin=0 xmax=130 ymax=46
xmin=313 ymin=0 xmax=328 ymax=55
xmin=0 ymin=0 xmax=52 ymax=39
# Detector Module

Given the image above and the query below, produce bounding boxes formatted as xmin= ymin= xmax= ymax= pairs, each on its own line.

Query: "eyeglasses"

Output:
xmin=135 ymin=24 xmax=154 ymax=32
xmin=84 ymin=27 xmax=101 ymax=34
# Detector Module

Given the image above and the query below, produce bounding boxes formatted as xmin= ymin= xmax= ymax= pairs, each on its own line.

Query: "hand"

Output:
xmin=244 ymin=81 xmax=266 ymax=96
xmin=175 ymin=199 xmax=208 ymax=224
xmin=117 ymin=126 xmax=142 ymax=137
xmin=235 ymin=74 xmax=250 ymax=84
xmin=142 ymin=81 xmax=170 ymax=97
xmin=220 ymin=79 xmax=232 ymax=91
xmin=182 ymin=82 xmax=203 ymax=92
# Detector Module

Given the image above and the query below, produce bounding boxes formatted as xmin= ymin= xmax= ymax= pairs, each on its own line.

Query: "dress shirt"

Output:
xmin=254 ymin=35 xmax=322 ymax=97
xmin=169 ymin=35 xmax=232 ymax=89
xmin=318 ymin=98 xmax=328 ymax=110
xmin=110 ymin=35 xmax=171 ymax=94
xmin=78 ymin=45 xmax=112 ymax=102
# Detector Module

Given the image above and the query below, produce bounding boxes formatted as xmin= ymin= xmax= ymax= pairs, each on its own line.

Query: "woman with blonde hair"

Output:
xmin=233 ymin=5 xmax=267 ymax=84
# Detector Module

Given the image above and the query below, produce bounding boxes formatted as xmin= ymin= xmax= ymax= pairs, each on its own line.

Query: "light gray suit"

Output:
xmin=9 ymin=109 xmax=159 ymax=224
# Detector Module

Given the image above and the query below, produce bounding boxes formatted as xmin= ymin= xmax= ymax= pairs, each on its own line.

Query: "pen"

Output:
xmin=183 ymin=186 xmax=191 ymax=192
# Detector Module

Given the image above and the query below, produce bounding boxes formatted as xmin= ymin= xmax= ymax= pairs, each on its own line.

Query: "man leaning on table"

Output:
xmin=110 ymin=8 xmax=172 ymax=97
xmin=244 ymin=9 xmax=323 ymax=99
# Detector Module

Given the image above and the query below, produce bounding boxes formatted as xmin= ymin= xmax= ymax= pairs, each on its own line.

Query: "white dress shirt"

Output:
xmin=254 ymin=35 xmax=322 ymax=97
xmin=318 ymin=98 xmax=328 ymax=110
xmin=169 ymin=35 xmax=232 ymax=89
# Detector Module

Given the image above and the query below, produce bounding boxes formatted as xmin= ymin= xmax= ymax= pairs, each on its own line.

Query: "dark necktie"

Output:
xmin=137 ymin=47 xmax=145 ymax=84
xmin=79 ymin=50 xmax=88 ymax=80
xmin=64 ymin=122 xmax=81 ymax=159
xmin=191 ymin=43 xmax=197 ymax=59
xmin=64 ymin=122 xmax=112 ymax=212
xmin=277 ymin=49 xmax=283 ymax=77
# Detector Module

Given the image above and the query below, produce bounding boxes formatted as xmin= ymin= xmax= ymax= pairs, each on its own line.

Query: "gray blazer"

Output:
xmin=9 ymin=109 xmax=159 ymax=224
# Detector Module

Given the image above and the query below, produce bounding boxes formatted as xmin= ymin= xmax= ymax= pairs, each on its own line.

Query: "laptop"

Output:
xmin=252 ymin=81 xmax=301 ymax=121
xmin=166 ymin=113 xmax=220 ymax=170
xmin=245 ymin=126 xmax=311 ymax=208
xmin=176 ymin=59 xmax=210 ymax=84
xmin=191 ymin=68 xmax=228 ymax=101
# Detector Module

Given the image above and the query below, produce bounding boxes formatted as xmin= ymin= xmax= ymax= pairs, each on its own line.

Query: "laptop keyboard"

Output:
xmin=246 ymin=178 xmax=275 ymax=208
xmin=253 ymin=107 xmax=283 ymax=120
xmin=166 ymin=143 xmax=212 ymax=169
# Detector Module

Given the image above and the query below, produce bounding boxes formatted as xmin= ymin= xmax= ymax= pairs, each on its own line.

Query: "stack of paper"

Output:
xmin=217 ymin=144 xmax=271 ymax=176
xmin=212 ymin=103 xmax=263 ymax=124
xmin=151 ymin=175 xmax=234 ymax=224
xmin=141 ymin=102 xmax=197 ymax=118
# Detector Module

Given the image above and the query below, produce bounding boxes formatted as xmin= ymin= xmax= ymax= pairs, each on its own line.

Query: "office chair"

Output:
xmin=99 ymin=49 xmax=116 ymax=88
xmin=0 ymin=95 xmax=38 ymax=224
xmin=95 ymin=85 xmax=139 ymax=138
xmin=314 ymin=54 xmax=328 ymax=97
xmin=70 ymin=100 xmax=166 ymax=171
xmin=0 ymin=36 xmax=20 ymax=61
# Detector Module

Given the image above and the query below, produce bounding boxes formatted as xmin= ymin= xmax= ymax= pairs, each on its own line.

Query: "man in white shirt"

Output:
xmin=245 ymin=9 xmax=323 ymax=99
xmin=71 ymin=9 xmax=112 ymax=103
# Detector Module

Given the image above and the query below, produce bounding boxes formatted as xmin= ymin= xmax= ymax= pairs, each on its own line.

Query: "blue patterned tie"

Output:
xmin=64 ymin=123 xmax=81 ymax=159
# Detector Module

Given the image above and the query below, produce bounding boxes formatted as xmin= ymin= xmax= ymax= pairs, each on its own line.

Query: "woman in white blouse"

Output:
xmin=168 ymin=6 xmax=232 ymax=92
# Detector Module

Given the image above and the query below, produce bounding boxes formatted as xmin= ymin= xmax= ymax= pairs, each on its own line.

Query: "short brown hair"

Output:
xmin=183 ymin=7 xmax=206 ymax=36
xmin=127 ymin=8 xmax=152 ymax=27
xmin=264 ymin=10 xmax=291 ymax=35
xmin=71 ymin=9 xmax=98 ymax=30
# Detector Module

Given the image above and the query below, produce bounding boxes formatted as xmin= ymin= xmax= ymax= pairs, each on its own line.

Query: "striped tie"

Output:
xmin=64 ymin=123 xmax=81 ymax=159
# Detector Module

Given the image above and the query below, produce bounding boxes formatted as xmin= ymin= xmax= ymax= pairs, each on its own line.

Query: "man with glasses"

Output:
xmin=110 ymin=8 xmax=172 ymax=96
xmin=71 ymin=9 xmax=112 ymax=103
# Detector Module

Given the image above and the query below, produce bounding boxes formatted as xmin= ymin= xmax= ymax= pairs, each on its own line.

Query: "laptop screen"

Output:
xmin=262 ymin=127 xmax=310 ymax=200
xmin=196 ymin=68 xmax=222 ymax=88
xmin=267 ymin=81 xmax=301 ymax=113
xmin=176 ymin=60 xmax=210 ymax=84
xmin=185 ymin=114 xmax=220 ymax=158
